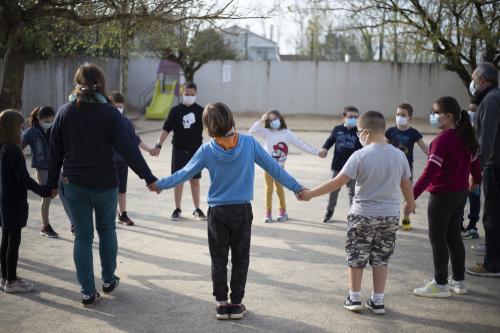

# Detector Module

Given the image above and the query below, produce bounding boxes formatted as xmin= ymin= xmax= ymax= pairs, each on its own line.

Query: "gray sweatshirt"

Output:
xmin=476 ymin=87 xmax=500 ymax=168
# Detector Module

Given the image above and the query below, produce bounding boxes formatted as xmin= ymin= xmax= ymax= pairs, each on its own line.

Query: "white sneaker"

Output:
xmin=4 ymin=278 xmax=34 ymax=293
xmin=413 ymin=279 xmax=451 ymax=298
xmin=471 ymin=244 xmax=486 ymax=254
xmin=447 ymin=278 xmax=467 ymax=295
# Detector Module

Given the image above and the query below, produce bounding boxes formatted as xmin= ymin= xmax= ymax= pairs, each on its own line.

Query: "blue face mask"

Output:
xmin=344 ymin=118 xmax=358 ymax=128
xmin=270 ymin=119 xmax=281 ymax=129
xmin=429 ymin=113 xmax=440 ymax=128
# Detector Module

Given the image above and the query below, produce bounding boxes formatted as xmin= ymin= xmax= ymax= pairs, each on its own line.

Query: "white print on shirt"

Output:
xmin=271 ymin=142 xmax=289 ymax=163
xmin=182 ymin=112 xmax=196 ymax=129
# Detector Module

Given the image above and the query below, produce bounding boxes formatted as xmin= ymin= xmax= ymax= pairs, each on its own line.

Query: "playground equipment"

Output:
xmin=144 ymin=60 xmax=180 ymax=120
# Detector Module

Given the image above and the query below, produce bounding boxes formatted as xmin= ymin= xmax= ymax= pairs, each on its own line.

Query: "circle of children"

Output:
xmin=0 ymin=62 xmax=499 ymax=319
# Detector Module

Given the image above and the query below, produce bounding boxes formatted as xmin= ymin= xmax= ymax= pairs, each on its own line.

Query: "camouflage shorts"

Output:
xmin=346 ymin=214 xmax=399 ymax=268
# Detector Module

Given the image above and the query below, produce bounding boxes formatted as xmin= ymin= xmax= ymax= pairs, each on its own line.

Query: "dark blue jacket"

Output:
xmin=22 ymin=126 xmax=50 ymax=169
xmin=322 ymin=125 xmax=362 ymax=172
xmin=47 ymin=102 xmax=156 ymax=189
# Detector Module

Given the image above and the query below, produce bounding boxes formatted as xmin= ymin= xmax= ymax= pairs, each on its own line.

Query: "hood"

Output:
xmin=208 ymin=134 xmax=244 ymax=164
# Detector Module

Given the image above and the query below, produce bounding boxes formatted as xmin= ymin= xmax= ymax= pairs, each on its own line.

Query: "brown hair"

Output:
xmin=397 ymin=102 xmax=414 ymax=117
xmin=73 ymin=63 xmax=110 ymax=107
xmin=342 ymin=106 xmax=359 ymax=117
xmin=203 ymin=103 xmax=235 ymax=137
xmin=264 ymin=109 xmax=287 ymax=130
xmin=29 ymin=106 xmax=55 ymax=128
xmin=0 ymin=109 xmax=25 ymax=146
xmin=109 ymin=91 xmax=125 ymax=104
xmin=358 ymin=111 xmax=386 ymax=133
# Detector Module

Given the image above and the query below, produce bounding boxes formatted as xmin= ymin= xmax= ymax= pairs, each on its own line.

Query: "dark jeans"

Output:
xmin=207 ymin=203 xmax=252 ymax=304
xmin=483 ymin=167 xmax=500 ymax=272
xmin=462 ymin=189 xmax=481 ymax=230
xmin=428 ymin=191 xmax=467 ymax=285
xmin=0 ymin=227 xmax=22 ymax=281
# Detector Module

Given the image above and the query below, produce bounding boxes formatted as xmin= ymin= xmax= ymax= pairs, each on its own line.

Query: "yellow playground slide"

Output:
xmin=145 ymin=80 xmax=177 ymax=120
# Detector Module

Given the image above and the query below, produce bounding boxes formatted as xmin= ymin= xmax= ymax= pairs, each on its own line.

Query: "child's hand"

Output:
xmin=296 ymin=189 xmax=312 ymax=201
xmin=404 ymin=201 xmax=416 ymax=215
xmin=260 ymin=114 xmax=269 ymax=122
xmin=319 ymin=149 xmax=327 ymax=158
xmin=469 ymin=183 xmax=480 ymax=195
xmin=150 ymin=147 xmax=161 ymax=157
xmin=147 ymin=182 xmax=162 ymax=194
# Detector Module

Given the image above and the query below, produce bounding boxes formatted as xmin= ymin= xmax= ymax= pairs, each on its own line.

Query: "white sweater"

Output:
xmin=249 ymin=121 xmax=319 ymax=165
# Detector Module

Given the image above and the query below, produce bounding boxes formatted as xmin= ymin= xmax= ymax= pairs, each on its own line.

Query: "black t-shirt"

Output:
xmin=322 ymin=125 xmax=362 ymax=172
xmin=162 ymin=103 xmax=204 ymax=152
xmin=385 ymin=126 xmax=423 ymax=164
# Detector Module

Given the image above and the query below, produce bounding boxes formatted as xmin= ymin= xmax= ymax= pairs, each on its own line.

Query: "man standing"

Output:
xmin=150 ymin=82 xmax=206 ymax=221
xmin=466 ymin=62 xmax=500 ymax=277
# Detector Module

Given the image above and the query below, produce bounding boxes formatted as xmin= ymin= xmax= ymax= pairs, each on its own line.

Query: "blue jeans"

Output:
xmin=63 ymin=182 xmax=118 ymax=295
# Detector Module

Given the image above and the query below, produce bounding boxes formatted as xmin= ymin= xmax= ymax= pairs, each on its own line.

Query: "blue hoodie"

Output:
xmin=156 ymin=134 xmax=303 ymax=207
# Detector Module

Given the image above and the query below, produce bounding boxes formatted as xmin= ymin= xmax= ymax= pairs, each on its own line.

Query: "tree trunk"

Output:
xmin=119 ymin=22 xmax=131 ymax=110
xmin=183 ymin=65 xmax=195 ymax=82
xmin=0 ymin=22 xmax=25 ymax=111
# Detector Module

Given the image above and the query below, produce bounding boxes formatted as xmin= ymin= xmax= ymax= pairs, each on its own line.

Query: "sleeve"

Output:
xmin=110 ymin=111 xmax=157 ymax=185
xmin=47 ymin=111 xmax=64 ymax=189
xmin=162 ymin=107 xmax=176 ymax=133
xmin=253 ymin=138 xmax=303 ymax=193
xmin=125 ymin=118 xmax=141 ymax=145
xmin=477 ymin=99 xmax=500 ymax=168
xmin=248 ymin=121 xmax=269 ymax=138
xmin=385 ymin=128 xmax=392 ymax=140
xmin=339 ymin=152 xmax=359 ymax=180
xmin=322 ymin=128 xmax=336 ymax=150
xmin=470 ymin=155 xmax=482 ymax=184
xmin=21 ymin=129 xmax=32 ymax=148
xmin=413 ymin=128 xmax=423 ymax=142
xmin=287 ymin=130 xmax=319 ymax=155
xmin=156 ymin=146 xmax=205 ymax=190
xmin=8 ymin=145 xmax=49 ymax=196
xmin=413 ymin=137 xmax=447 ymax=199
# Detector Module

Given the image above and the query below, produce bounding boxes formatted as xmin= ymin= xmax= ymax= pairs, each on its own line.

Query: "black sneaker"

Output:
xmin=323 ymin=210 xmax=333 ymax=223
xmin=82 ymin=291 xmax=101 ymax=307
xmin=171 ymin=208 xmax=182 ymax=221
xmin=193 ymin=208 xmax=207 ymax=221
xmin=103 ymin=276 xmax=120 ymax=294
xmin=118 ymin=212 xmax=135 ymax=226
xmin=229 ymin=304 xmax=247 ymax=320
xmin=40 ymin=224 xmax=59 ymax=238
xmin=343 ymin=295 xmax=363 ymax=312
xmin=365 ymin=298 xmax=385 ymax=315
xmin=70 ymin=224 xmax=75 ymax=235
xmin=215 ymin=304 xmax=230 ymax=320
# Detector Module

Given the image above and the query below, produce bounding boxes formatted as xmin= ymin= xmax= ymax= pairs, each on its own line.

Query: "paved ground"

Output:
xmin=2 ymin=116 xmax=499 ymax=333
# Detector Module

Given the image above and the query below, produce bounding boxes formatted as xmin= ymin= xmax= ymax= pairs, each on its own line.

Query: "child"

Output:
xmin=320 ymin=106 xmax=362 ymax=223
xmin=0 ymin=109 xmax=52 ymax=292
xmin=385 ymin=102 xmax=428 ymax=231
xmin=151 ymin=103 xmax=304 ymax=320
xmin=461 ymin=101 xmax=481 ymax=240
xmin=21 ymin=106 xmax=58 ymax=238
xmin=109 ymin=91 xmax=153 ymax=226
xmin=249 ymin=109 xmax=320 ymax=222
xmin=299 ymin=111 xmax=415 ymax=315
xmin=411 ymin=97 xmax=481 ymax=298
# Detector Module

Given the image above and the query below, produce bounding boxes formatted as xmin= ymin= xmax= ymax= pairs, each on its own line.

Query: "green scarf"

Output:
xmin=69 ymin=92 xmax=108 ymax=104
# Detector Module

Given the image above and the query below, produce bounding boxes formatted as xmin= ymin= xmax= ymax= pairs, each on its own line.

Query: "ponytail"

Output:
xmin=29 ymin=107 xmax=41 ymax=128
xmin=456 ymin=109 xmax=479 ymax=155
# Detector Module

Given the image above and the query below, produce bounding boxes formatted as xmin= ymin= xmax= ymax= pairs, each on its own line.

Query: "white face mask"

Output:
xmin=40 ymin=122 xmax=53 ymax=131
xmin=117 ymin=107 xmax=124 ymax=114
xmin=396 ymin=116 xmax=409 ymax=127
xmin=270 ymin=119 xmax=281 ymax=129
xmin=468 ymin=111 xmax=475 ymax=125
xmin=357 ymin=130 xmax=368 ymax=147
xmin=469 ymin=80 xmax=477 ymax=96
xmin=183 ymin=95 xmax=196 ymax=106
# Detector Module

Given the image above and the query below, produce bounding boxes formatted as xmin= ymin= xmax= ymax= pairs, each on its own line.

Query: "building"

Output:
xmin=222 ymin=25 xmax=280 ymax=61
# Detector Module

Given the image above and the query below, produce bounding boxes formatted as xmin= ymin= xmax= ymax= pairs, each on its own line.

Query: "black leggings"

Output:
xmin=428 ymin=191 xmax=467 ymax=285
xmin=0 ymin=227 xmax=22 ymax=282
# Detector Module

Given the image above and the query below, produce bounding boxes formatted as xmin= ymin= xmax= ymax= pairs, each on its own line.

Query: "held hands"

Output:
xmin=296 ymin=188 xmax=313 ymax=201
xmin=318 ymin=148 xmax=327 ymax=158
xmin=403 ymin=201 xmax=417 ymax=216
xmin=147 ymin=182 xmax=162 ymax=194
xmin=150 ymin=147 xmax=161 ymax=157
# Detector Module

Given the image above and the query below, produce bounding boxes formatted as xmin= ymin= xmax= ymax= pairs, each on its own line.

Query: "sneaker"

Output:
xmin=466 ymin=262 xmax=500 ymax=277
xmin=215 ymin=304 xmax=230 ymax=320
xmin=365 ymin=298 xmax=385 ymax=315
xmin=4 ymin=278 xmax=34 ymax=293
xmin=82 ymin=292 xmax=101 ymax=307
xmin=461 ymin=228 xmax=479 ymax=239
xmin=103 ymin=276 xmax=120 ymax=294
xmin=323 ymin=210 xmax=333 ymax=223
xmin=277 ymin=209 xmax=288 ymax=222
xmin=413 ymin=279 xmax=451 ymax=298
xmin=70 ymin=224 xmax=75 ymax=235
xmin=264 ymin=211 xmax=272 ymax=223
xmin=0 ymin=278 xmax=6 ymax=291
xmin=118 ymin=212 xmax=135 ymax=226
xmin=471 ymin=244 xmax=486 ymax=254
xmin=193 ymin=208 xmax=207 ymax=221
xmin=171 ymin=208 xmax=182 ymax=221
xmin=402 ymin=218 xmax=411 ymax=231
xmin=40 ymin=224 xmax=59 ymax=238
xmin=229 ymin=304 xmax=247 ymax=320
xmin=343 ymin=295 xmax=363 ymax=312
xmin=447 ymin=278 xmax=467 ymax=294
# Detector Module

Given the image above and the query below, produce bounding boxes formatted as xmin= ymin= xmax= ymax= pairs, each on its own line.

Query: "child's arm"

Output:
xmin=322 ymin=128 xmax=336 ymax=151
xmin=155 ymin=146 xmax=206 ymax=191
xmin=8 ymin=145 xmax=51 ymax=197
xmin=139 ymin=142 xmax=152 ymax=153
xmin=299 ymin=173 xmax=351 ymax=201
xmin=401 ymin=178 xmax=416 ymax=215
xmin=413 ymin=137 xmax=446 ymax=200
xmin=253 ymin=139 xmax=303 ymax=193
xmin=287 ymin=130 xmax=320 ymax=156
xmin=248 ymin=119 xmax=269 ymax=138
xmin=417 ymin=139 xmax=429 ymax=156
